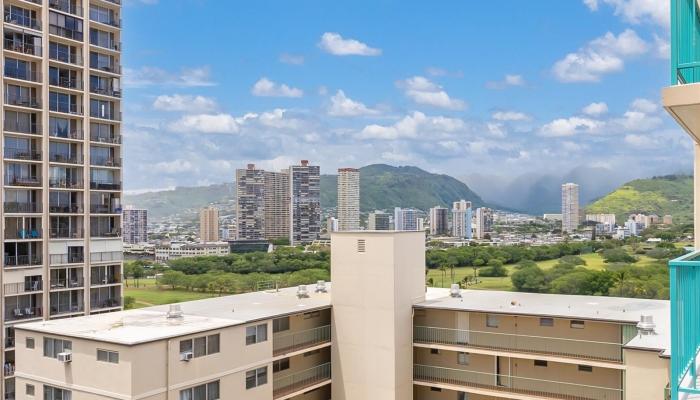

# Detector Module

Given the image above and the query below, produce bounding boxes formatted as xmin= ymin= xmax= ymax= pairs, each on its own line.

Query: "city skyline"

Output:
xmin=121 ymin=1 xmax=689 ymax=194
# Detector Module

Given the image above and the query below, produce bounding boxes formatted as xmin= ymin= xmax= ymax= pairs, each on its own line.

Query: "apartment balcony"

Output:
xmin=5 ymin=96 xmax=40 ymax=109
xmin=4 ymin=67 xmax=40 ymax=83
xmin=90 ymin=133 xmax=120 ymax=144
xmin=4 ymin=281 xmax=42 ymax=296
xmin=273 ymin=325 xmax=331 ymax=356
xmin=49 ymin=253 xmax=84 ymax=265
xmin=49 ymin=179 xmax=83 ymax=189
xmin=90 ymin=63 xmax=120 ymax=74
xmin=4 ymin=148 xmax=40 ymax=162
xmin=5 ymin=176 xmax=40 ymax=187
xmin=89 ymin=14 xmax=121 ymax=29
xmin=91 ymin=228 xmax=120 ymax=238
xmin=90 ymin=296 xmax=120 ymax=310
xmin=49 ymin=76 xmax=82 ymax=90
xmin=90 ymin=274 xmax=120 ymax=286
xmin=3 ymin=39 xmax=41 ymax=57
xmin=90 ymin=86 xmax=121 ymax=98
xmin=49 ymin=228 xmax=83 ymax=239
xmin=4 ymin=121 xmax=40 ymax=136
xmin=90 ymin=204 xmax=121 ymax=214
xmin=3 ymin=363 xmax=14 ymax=378
xmin=50 ymin=278 xmax=84 ymax=290
xmin=49 ymin=103 xmax=83 ymax=116
xmin=49 ymin=153 xmax=82 ymax=165
xmin=90 ymin=110 xmax=121 ymax=122
xmin=4 ymin=229 xmax=41 ymax=240
xmin=49 ymin=204 xmax=83 ymax=213
xmin=49 ymin=303 xmax=83 ymax=316
xmin=90 ymin=180 xmax=120 ymax=190
xmin=4 ymin=255 xmax=41 ymax=268
xmin=4 ymin=337 xmax=14 ymax=349
xmin=90 ymin=39 xmax=120 ymax=52
xmin=413 ymin=326 xmax=623 ymax=363
xmin=90 ymin=251 xmax=122 ymax=263
xmin=413 ymin=364 xmax=622 ymax=400
xmin=4 ymin=10 xmax=41 ymax=31
xmin=90 ymin=157 xmax=121 ymax=167
xmin=48 ymin=0 xmax=83 ymax=17
xmin=4 ymin=202 xmax=41 ymax=213
xmin=49 ymin=50 xmax=82 ymax=66
xmin=273 ymin=363 xmax=331 ymax=400
xmin=49 ymin=129 xmax=83 ymax=140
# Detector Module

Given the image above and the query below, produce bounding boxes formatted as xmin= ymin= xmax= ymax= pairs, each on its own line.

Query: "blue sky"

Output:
xmin=121 ymin=0 xmax=689 ymax=193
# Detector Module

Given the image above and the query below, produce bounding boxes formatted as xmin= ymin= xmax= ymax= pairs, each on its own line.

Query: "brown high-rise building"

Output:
xmin=199 ymin=207 xmax=220 ymax=242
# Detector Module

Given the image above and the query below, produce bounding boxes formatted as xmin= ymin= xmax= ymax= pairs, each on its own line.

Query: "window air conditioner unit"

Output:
xmin=180 ymin=351 xmax=194 ymax=361
xmin=57 ymin=352 xmax=72 ymax=363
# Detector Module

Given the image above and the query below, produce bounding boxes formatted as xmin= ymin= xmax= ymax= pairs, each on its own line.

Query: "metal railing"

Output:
xmin=91 ymin=39 xmax=120 ymax=51
xmin=90 ymin=110 xmax=121 ymax=121
xmin=49 ymin=51 xmax=82 ymax=66
xmin=49 ymin=153 xmax=82 ymax=164
xmin=49 ymin=129 xmax=83 ymax=140
xmin=49 ymin=76 xmax=82 ymax=90
xmin=4 ymin=67 xmax=40 ymax=83
xmin=414 ymin=326 xmax=623 ymax=362
xmin=49 ymin=254 xmax=84 ymax=265
xmin=50 ymin=278 xmax=84 ymax=289
xmin=4 ymin=306 xmax=42 ymax=321
xmin=91 ymin=157 xmax=121 ymax=167
xmin=4 ymin=337 xmax=14 ymax=349
xmin=48 ymin=0 xmax=83 ymax=17
xmin=4 ymin=202 xmax=41 ymax=213
xmin=273 ymin=325 xmax=331 ymax=355
xmin=4 ymin=121 xmax=40 ymax=135
xmin=91 ymin=63 xmax=120 ymax=74
xmin=4 ymin=148 xmax=41 ymax=161
xmin=5 ymin=229 xmax=41 ymax=240
xmin=90 ymin=204 xmax=121 ymax=214
xmin=90 ymin=181 xmax=121 ymax=190
xmin=91 ymin=228 xmax=121 ymax=238
xmin=49 ymin=204 xmax=83 ymax=213
xmin=49 ymin=303 xmax=83 ymax=316
xmin=273 ymin=362 xmax=331 ymax=399
xmin=90 ymin=134 xmax=121 ymax=144
xmin=90 ymin=86 xmax=121 ymax=98
xmin=90 ymin=251 xmax=122 ymax=262
xmin=49 ymin=103 xmax=83 ymax=115
xmin=49 ymin=179 xmax=83 ymax=189
xmin=6 ymin=176 xmax=41 ymax=187
xmin=5 ymin=95 xmax=40 ymax=109
xmin=91 ymin=275 xmax=120 ymax=286
xmin=414 ymin=364 xmax=623 ymax=400
xmin=4 ymin=11 xmax=41 ymax=31
xmin=3 ymin=39 xmax=41 ymax=57
xmin=90 ymin=296 xmax=121 ymax=310
xmin=49 ymin=228 xmax=83 ymax=239
xmin=4 ymin=281 xmax=42 ymax=295
xmin=4 ymin=255 xmax=41 ymax=267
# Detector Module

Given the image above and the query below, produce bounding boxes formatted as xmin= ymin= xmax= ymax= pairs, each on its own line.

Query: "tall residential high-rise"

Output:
xmin=451 ymin=200 xmax=472 ymax=238
xmin=235 ymin=164 xmax=265 ymax=240
xmin=561 ymin=183 xmax=580 ymax=233
xmin=474 ymin=207 xmax=493 ymax=239
xmin=122 ymin=206 xmax=147 ymax=244
xmin=0 ymin=0 xmax=125 ymax=396
xmin=263 ymin=170 xmax=290 ymax=240
xmin=394 ymin=207 xmax=418 ymax=231
xmin=199 ymin=207 xmax=220 ymax=242
xmin=337 ymin=168 xmax=360 ymax=231
xmin=429 ymin=206 xmax=449 ymax=236
xmin=367 ymin=211 xmax=390 ymax=230
xmin=289 ymin=160 xmax=321 ymax=245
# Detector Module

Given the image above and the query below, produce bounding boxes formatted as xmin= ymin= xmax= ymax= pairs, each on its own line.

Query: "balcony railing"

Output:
xmin=671 ymin=0 xmax=700 ymax=84
xmin=49 ymin=179 xmax=83 ymax=189
xmin=50 ymin=129 xmax=83 ymax=140
xmin=49 ymin=76 xmax=82 ymax=90
xmin=49 ymin=303 xmax=83 ymax=316
xmin=90 ymin=181 xmax=120 ymax=190
xmin=91 ymin=228 xmax=121 ymax=238
xmin=91 ymin=63 xmax=120 ymax=74
xmin=273 ymin=363 xmax=331 ymax=399
xmin=4 ymin=122 xmax=40 ymax=135
xmin=413 ymin=326 xmax=623 ymax=362
xmin=90 ymin=110 xmax=121 ymax=121
xmin=90 ymin=251 xmax=122 ymax=263
xmin=91 ymin=40 xmax=120 ymax=51
xmin=90 ymin=134 xmax=121 ymax=144
xmin=273 ymin=325 xmax=331 ymax=356
xmin=49 ymin=254 xmax=84 ymax=265
xmin=91 ymin=157 xmax=121 ymax=167
xmin=49 ymin=51 xmax=82 ymax=66
xmin=3 ymin=363 xmax=14 ymax=377
xmin=4 ymin=11 xmax=41 ymax=31
xmin=5 ymin=176 xmax=41 ymax=187
xmin=4 ymin=281 xmax=42 ymax=295
xmin=4 ymin=148 xmax=41 ymax=161
xmin=414 ymin=364 xmax=623 ymax=400
xmin=50 ymin=278 xmax=84 ymax=289
xmin=4 ymin=337 xmax=14 ymax=349
xmin=5 ymin=306 xmax=41 ymax=321
xmin=3 ymin=39 xmax=41 ymax=57
xmin=90 ymin=296 xmax=120 ymax=310
xmin=49 ymin=228 xmax=83 ymax=239
xmin=4 ymin=67 xmax=40 ymax=83
xmin=4 ymin=255 xmax=41 ymax=267
xmin=5 ymin=96 xmax=40 ymax=109
xmin=49 ymin=103 xmax=82 ymax=115
xmin=48 ymin=0 xmax=83 ymax=17
xmin=90 ymin=87 xmax=121 ymax=98
xmin=49 ymin=204 xmax=83 ymax=213
xmin=5 ymin=229 xmax=41 ymax=240
xmin=49 ymin=153 xmax=82 ymax=164
xmin=90 ymin=204 xmax=121 ymax=214
xmin=91 ymin=275 xmax=120 ymax=286
xmin=4 ymin=202 xmax=41 ymax=213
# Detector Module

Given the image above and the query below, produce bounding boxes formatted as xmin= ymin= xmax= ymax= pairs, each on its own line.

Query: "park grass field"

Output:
xmin=124 ymin=278 xmax=216 ymax=308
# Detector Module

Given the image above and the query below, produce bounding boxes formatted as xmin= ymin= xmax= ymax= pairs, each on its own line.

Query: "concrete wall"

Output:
xmin=331 ymin=231 xmax=426 ymax=400
xmin=623 ymin=349 xmax=669 ymax=400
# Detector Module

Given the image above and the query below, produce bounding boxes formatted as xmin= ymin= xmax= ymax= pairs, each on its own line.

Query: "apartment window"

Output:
xmin=570 ymin=320 xmax=585 ymax=329
xmin=430 ymin=348 xmax=440 ymax=355
xmin=26 ymin=337 xmax=34 ymax=349
xmin=43 ymin=385 xmax=71 ymax=400
xmin=179 ymin=380 xmax=219 ymax=400
xmin=486 ymin=314 xmax=499 ymax=328
xmin=457 ymin=352 xmax=470 ymax=365
xmin=180 ymin=334 xmax=220 ymax=358
xmin=26 ymin=384 xmax=34 ymax=396
xmin=273 ymin=358 xmax=290 ymax=373
xmin=245 ymin=367 xmax=268 ymax=389
xmin=357 ymin=239 xmax=366 ymax=253
xmin=578 ymin=365 xmax=593 ymax=372
xmin=430 ymin=387 xmax=442 ymax=392
xmin=246 ymin=324 xmax=267 ymax=345
xmin=304 ymin=349 xmax=320 ymax=357
xmin=534 ymin=360 xmax=548 ymax=367
xmin=303 ymin=311 xmax=320 ymax=319
xmin=43 ymin=337 xmax=72 ymax=359
xmin=273 ymin=316 xmax=290 ymax=333
xmin=97 ymin=349 xmax=119 ymax=364
xmin=540 ymin=317 xmax=554 ymax=327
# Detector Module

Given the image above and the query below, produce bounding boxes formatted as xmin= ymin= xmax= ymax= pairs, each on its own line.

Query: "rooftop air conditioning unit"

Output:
xmin=57 ymin=352 xmax=72 ymax=363
xmin=180 ymin=351 xmax=194 ymax=361
xmin=449 ymin=283 xmax=462 ymax=298
xmin=297 ymin=285 xmax=309 ymax=299
xmin=315 ymin=280 xmax=327 ymax=293
xmin=637 ymin=315 xmax=656 ymax=335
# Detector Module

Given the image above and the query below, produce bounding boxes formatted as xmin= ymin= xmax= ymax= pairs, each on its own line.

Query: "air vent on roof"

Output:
xmin=167 ymin=304 xmax=184 ymax=319
xmin=357 ymin=239 xmax=366 ymax=253
xmin=315 ymin=280 xmax=327 ymax=293
xmin=297 ymin=285 xmax=310 ymax=299
xmin=449 ymin=284 xmax=461 ymax=298
xmin=637 ymin=315 xmax=656 ymax=335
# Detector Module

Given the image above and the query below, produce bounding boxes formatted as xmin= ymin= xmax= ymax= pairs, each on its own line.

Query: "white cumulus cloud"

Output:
xmin=251 ymin=77 xmax=303 ymax=98
xmin=582 ymin=102 xmax=609 ymax=116
xmin=539 ymin=117 xmax=603 ymax=137
xmin=328 ymin=90 xmax=379 ymax=117
xmin=397 ymin=76 xmax=466 ymax=110
xmin=318 ymin=32 xmax=381 ymax=56
xmin=153 ymin=95 xmax=217 ymax=112
xmin=169 ymin=114 xmax=241 ymax=134
xmin=492 ymin=111 xmax=531 ymax=121
xmin=356 ymin=111 xmax=464 ymax=140
xmin=486 ymin=74 xmax=526 ymax=89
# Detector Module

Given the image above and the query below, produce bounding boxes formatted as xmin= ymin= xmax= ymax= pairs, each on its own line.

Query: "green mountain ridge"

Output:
xmin=585 ymin=175 xmax=693 ymax=224
xmin=124 ymin=164 xmax=487 ymax=221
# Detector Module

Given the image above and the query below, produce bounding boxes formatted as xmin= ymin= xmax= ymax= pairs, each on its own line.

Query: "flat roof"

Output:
xmin=420 ymin=288 xmax=670 ymax=353
xmin=16 ymin=285 xmax=331 ymax=345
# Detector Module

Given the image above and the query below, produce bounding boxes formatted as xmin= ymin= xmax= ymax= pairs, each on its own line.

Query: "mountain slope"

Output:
xmin=585 ymin=175 xmax=692 ymax=223
xmin=321 ymin=164 xmax=486 ymax=211
xmin=124 ymin=164 xmax=488 ymax=221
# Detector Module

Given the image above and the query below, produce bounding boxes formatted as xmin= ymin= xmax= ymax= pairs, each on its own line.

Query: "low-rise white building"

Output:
xmin=155 ymin=242 xmax=230 ymax=262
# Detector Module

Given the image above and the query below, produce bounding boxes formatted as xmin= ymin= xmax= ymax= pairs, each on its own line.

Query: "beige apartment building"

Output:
xmin=263 ymin=170 xmax=289 ymax=241
xmin=199 ymin=207 xmax=219 ymax=242
xmin=336 ymin=168 xmax=359 ymax=232
xmin=0 ymin=0 xmax=125 ymax=398
xmin=13 ymin=231 xmax=669 ymax=400
xmin=235 ymin=164 xmax=265 ymax=240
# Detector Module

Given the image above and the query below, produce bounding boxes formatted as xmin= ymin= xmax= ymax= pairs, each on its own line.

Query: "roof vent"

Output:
xmin=166 ymin=304 xmax=184 ymax=319
xmin=449 ymin=284 xmax=461 ymax=298
xmin=315 ymin=280 xmax=327 ymax=293
xmin=637 ymin=315 xmax=656 ymax=335
xmin=297 ymin=285 xmax=310 ymax=299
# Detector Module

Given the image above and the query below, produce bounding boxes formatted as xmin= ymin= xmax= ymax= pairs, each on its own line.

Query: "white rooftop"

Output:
xmin=16 ymin=285 xmax=332 ymax=345
xmin=421 ymin=287 xmax=670 ymax=353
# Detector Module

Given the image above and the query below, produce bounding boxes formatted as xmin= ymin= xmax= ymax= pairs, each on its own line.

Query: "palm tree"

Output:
xmin=438 ymin=265 xmax=447 ymax=288
xmin=614 ymin=270 xmax=628 ymax=295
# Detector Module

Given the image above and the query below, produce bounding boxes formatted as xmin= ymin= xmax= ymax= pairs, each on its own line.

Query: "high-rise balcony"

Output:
xmin=49 ymin=291 xmax=84 ymax=316
xmin=4 ymin=120 xmax=40 ymax=136
xmin=3 ymin=148 xmax=41 ymax=162
xmin=273 ymin=363 xmax=331 ymax=400
xmin=4 ymin=255 xmax=41 ymax=268
xmin=4 ymin=9 xmax=41 ymax=31
xmin=49 ymin=128 xmax=83 ymax=140
xmin=49 ymin=178 xmax=83 ymax=189
xmin=49 ymin=153 xmax=82 ymax=165
xmin=3 ymin=39 xmax=41 ymax=57
xmin=90 ymin=251 xmax=122 ymax=263
xmin=414 ymin=326 xmax=624 ymax=362
xmin=413 ymin=364 xmax=623 ymax=400
xmin=5 ymin=95 xmax=40 ymax=109
xmin=90 ymin=266 xmax=120 ymax=286
xmin=49 ymin=203 xmax=83 ymax=213
xmin=49 ymin=76 xmax=82 ymax=90
xmin=4 ymin=229 xmax=41 ymax=240
xmin=4 ymin=66 xmax=40 ymax=83
xmin=49 ymin=228 xmax=83 ymax=239
xmin=49 ymin=252 xmax=84 ymax=265
xmin=90 ymin=38 xmax=120 ymax=52
xmin=4 ymin=280 xmax=42 ymax=296
xmin=90 ymin=180 xmax=120 ymax=190
xmin=4 ymin=202 xmax=41 ymax=213
xmin=5 ymin=176 xmax=40 ymax=187
xmin=4 ymin=306 xmax=41 ymax=322
xmin=50 ymin=277 xmax=84 ymax=290
xmin=90 ymin=204 xmax=121 ymax=214
xmin=48 ymin=0 xmax=82 ymax=17
xmin=90 ymin=156 xmax=121 ymax=167
xmin=89 ymin=8 xmax=120 ymax=28
xmin=49 ymin=102 xmax=83 ymax=116
xmin=90 ymin=133 xmax=120 ymax=144
xmin=49 ymin=46 xmax=82 ymax=66
xmin=273 ymin=325 xmax=331 ymax=356
xmin=90 ymin=85 xmax=121 ymax=98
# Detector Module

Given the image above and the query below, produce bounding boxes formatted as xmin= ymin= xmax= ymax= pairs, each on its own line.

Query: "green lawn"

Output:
xmin=426 ymin=251 xmax=661 ymax=292
xmin=124 ymin=278 xmax=217 ymax=308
